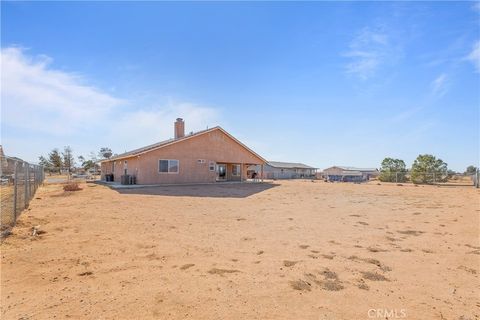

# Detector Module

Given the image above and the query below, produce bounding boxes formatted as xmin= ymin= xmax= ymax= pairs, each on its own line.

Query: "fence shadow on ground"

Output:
xmin=114 ymin=182 xmax=279 ymax=198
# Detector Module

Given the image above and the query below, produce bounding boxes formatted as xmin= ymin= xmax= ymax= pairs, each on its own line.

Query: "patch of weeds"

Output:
xmin=319 ymin=280 xmax=344 ymax=291
xmin=321 ymin=268 xmax=338 ymax=280
xmin=63 ymin=182 xmax=82 ymax=192
xmin=458 ymin=266 xmax=477 ymax=275
xmin=367 ymin=247 xmax=388 ymax=253
xmin=357 ymin=282 xmax=369 ymax=290
xmin=361 ymin=271 xmax=389 ymax=281
xmin=397 ymin=230 xmax=425 ymax=236
xmin=283 ymin=260 xmax=298 ymax=267
xmin=386 ymin=236 xmax=399 ymax=242
xmin=290 ymin=279 xmax=311 ymax=291
xmin=180 ymin=264 xmax=195 ymax=270
xmin=208 ymin=268 xmax=240 ymax=275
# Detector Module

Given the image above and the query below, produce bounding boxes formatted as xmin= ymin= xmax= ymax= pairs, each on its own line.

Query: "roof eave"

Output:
xmin=100 ymin=126 xmax=267 ymax=164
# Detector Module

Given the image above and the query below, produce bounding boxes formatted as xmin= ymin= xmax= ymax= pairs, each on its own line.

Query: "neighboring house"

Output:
xmin=252 ymin=161 xmax=317 ymax=179
xmin=100 ymin=118 xmax=266 ymax=184
xmin=321 ymin=166 xmax=379 ymax=182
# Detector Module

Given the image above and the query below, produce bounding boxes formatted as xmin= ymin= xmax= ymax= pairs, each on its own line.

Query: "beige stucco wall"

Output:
xmin=101 ymin=129 xmax=264 ymax=184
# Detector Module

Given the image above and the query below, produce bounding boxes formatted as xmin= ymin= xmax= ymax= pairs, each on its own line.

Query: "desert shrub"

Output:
xmin=410 ymin=154 xmax=448 ymax=184
xmin=63 ymin=182 xmax=82 ymax=191
xmin=378 ymin=158 xmax=407 ymax=182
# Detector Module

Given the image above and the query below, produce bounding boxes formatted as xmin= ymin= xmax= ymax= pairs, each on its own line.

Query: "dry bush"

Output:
xmin=63 ymin=182 xmax=82 ymax=192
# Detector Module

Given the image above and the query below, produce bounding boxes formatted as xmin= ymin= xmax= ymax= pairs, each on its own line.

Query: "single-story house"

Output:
xmin=321 ymin=166 xmax=379 ymax=182
xmin=100 ymin=118 xmax=266 ymax=184
xmin=251 ymin=161 xmax=317 ymax=179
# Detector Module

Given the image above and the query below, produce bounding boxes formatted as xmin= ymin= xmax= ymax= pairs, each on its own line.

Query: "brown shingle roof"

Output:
xmin=101 ymin=126 xmax=266 ymax=163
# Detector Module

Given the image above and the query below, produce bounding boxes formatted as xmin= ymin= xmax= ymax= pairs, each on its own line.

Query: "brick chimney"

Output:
xmin=174 ymin=118 xmax=185 ymax=139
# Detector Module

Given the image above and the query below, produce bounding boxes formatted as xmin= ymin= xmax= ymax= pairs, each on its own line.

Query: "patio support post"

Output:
xmin=241 ymin=163 xmax=243 ymax=183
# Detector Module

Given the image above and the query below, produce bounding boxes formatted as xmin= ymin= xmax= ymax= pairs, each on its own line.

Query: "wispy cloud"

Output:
xmin=465 ymin=41 xmax=480 ymax=72
xmin=391 ymin=105 xmax=424 ymax=123
xmin=344 ymin=27 xmax=391 ymax=80
xmin=1 ymin=47 xmax=221 ymax=159
xmin=1 ymin=47 xmax=125 ymax=135
xmin=472 ymin=2 xmax=480 ymax=12
xmin=106 ymin=102 xmax=221 ymax=151
xmin=430 ymin=73 xmax=449 ymax=97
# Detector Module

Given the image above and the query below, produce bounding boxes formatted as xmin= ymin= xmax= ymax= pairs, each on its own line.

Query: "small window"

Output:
xmin=159 ymin=159 xmax=179 ymax=173
xmin=232 ymin=164 xmax=240 ymax=176
xmin=209 ymin=161 xmax=215 ymax=171
xmin=169 ymin=160 xmax=179 ymax=173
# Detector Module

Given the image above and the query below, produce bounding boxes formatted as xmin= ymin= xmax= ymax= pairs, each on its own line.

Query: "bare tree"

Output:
xmin=62 ymin=146 xmax=75 ymax=174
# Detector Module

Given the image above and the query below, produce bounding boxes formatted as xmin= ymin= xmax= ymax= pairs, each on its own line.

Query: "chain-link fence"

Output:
xmin=376 ymin=170 xmax=478 ymax=186
xmin=0 ymin=156 xmax=44 ymax=231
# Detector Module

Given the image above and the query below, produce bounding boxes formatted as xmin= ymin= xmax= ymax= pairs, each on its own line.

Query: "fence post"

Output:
xmin=33 ymin=167 xmax=36 ymax=193
xmin=24 ymin=163 xmax=29 ymax=208
xmin=13 ymin=161 xmax=18 ymax=223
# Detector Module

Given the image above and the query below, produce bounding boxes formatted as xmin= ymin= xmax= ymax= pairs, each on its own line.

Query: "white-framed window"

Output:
xmin=232 ymin=164 xmax=240 ymax=176
xmin=197 ymin=159 xmax=206 ymax=164
xmin=159 ymin=159 xmax=179 ymax=173
xmin=209 ymin=161 xmax=215 ymax=171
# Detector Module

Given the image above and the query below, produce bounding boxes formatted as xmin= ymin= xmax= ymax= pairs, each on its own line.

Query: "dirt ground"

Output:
xmin=1 ymin=180 xmax=479 ymax=319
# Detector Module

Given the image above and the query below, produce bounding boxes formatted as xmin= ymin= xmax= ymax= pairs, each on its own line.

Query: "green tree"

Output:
xmin=99 ymin=147 xmax=113 ymax=159
xmin=465 ymin=165 xmax=478 ymax=175
xmin=82 ymin=160 xmax=96 ymax=171
xmin=38 ymin=156 xmax=53 ymax=172
xmin=62 ymin=146 xmax=75 ymax=173
xmin=78 ymin=153 xmax=99 ymax=172
xmin=410 ymin=154 xmax=448 ymax=184
xmin=379 ymin=158 xmax=407 ymax=182
xmin=48 ymin=149 xmax=63 ymax=173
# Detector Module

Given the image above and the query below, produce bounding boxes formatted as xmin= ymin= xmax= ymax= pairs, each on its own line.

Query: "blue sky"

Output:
xmin=1 ymin=1 xmax=479 ymax=171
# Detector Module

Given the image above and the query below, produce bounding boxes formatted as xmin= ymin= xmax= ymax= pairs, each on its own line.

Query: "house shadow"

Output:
xmin=114 ymin=182 xmax=279 ymax=198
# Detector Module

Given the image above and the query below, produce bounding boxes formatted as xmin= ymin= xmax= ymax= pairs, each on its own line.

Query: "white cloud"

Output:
xmin=1 ymin=47 xmax=125 ymax=135
xmin=465 ymin=41 xmax=480 ymax=72
xmin=106 ymin=102 xmax=221 ymax=152
xmin=1 ymin=47 xmax=221 ymax=160
xmin=431 ymin=73 xmax=449 ymax=97
xmin=344 ymin=27 xmax=390 ymax=80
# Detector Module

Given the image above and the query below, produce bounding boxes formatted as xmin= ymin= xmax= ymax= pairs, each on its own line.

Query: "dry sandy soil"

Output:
xmin=1 ymin=180 xmax=479 ymax=319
